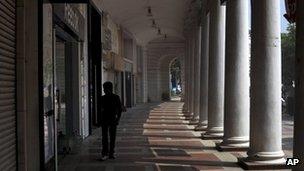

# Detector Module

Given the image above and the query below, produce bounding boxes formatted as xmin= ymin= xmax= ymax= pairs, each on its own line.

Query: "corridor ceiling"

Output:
xmin=100 ymin=0 xmax=191 ymax=45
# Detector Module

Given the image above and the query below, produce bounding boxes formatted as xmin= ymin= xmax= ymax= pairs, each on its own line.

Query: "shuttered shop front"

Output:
xmin=0 ymin=0 xmax=17 ymax=170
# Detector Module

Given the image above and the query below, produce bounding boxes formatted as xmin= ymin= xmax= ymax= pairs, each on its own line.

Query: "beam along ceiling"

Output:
xmin=100 ymin=0 xmax=191 ymax=45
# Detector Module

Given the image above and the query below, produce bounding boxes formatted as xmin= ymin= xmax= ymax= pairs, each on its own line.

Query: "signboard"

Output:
xmin=103 ymin=28 xmax=112 ymax=51
xmin=284 ymin=0 xmax=296 ymax=23
xmin=65 ymin=4 xmax=79 ymax=33
xmin=53 ymin=4 xmax=85 ymax=40
xmin=114 ymin=53 xmax=124 ymax=72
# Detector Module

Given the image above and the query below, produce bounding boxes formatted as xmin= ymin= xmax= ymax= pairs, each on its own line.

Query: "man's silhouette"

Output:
xmin=100 ymin=81 xmax=123 ymax=160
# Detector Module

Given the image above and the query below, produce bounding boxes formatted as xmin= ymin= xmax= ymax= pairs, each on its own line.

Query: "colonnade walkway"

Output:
xmin=59 ymin=102 xmax=293 ymax=171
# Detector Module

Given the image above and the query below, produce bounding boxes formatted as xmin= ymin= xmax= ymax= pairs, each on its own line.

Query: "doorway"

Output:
xmin=55 ymin=39 xmax=67 ymax=157
xmin=125 ymin=71 xmax=132 ymax=107
xmin=88 ymin=4 xmax=102 ymax=130
xmin=54 ymin=28 xmax=82 ymax=162
xmin=169 ymin=58 xmax=182 ymax=100
xmin=41 ymin=2 xmax=88 ymax=170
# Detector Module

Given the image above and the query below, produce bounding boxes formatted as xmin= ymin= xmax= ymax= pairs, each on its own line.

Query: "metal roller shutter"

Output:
xmin=0 ymin=0 xmax=16 ymax=170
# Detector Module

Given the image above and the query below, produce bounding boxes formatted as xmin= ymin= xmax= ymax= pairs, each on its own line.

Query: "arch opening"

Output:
xmin=168 ymin=58 xmax=182 ymax=101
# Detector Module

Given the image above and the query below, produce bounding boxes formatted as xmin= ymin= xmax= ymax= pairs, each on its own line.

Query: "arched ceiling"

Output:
xmin=100 ymin=0 xmax=191 ymax=45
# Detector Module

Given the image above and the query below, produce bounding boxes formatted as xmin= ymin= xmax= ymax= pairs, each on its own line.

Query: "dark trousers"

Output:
xmin=101 ymin=125 xmax=117 ymax=155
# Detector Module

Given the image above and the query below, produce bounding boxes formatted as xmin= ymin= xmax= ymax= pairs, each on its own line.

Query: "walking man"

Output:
xmin=100 ymin=81 xmax=123 ymax=160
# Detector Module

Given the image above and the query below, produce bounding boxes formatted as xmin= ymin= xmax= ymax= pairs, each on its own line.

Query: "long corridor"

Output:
xmin=58 ymin=102 xmax=292 ymax=171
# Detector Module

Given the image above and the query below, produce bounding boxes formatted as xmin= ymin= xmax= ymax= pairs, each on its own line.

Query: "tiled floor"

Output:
xmin=58 ymin=102 xmax=293 ymax=171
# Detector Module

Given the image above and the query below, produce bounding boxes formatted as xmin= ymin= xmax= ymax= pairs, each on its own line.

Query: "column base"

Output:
xmin=216 ymin=137 xmax=249 ymax=151
xmin=189 ymin=117 xmax=199 ymax=125
xmin=202 ymin=127 xmax=223 ymax=139
xmin=183 ymin=112 xmax=193 ymax=118
xmin=182 ymin=106 xmax=188 ymax=113
xmin=194 ymin=125 xmax=207 ymax=131
xmin=238 ymin=157 xmax=287 ymax=170
xmin=184 ymin=115 xmax=193 ymax=120
xmin=215 ymin=142 xmax=249 ymax=152
xmin=194 ymin=122 xmax=208 ymax=131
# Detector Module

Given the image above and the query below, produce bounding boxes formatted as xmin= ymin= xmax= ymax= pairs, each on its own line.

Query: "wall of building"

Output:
xmin=147 ymin=50 xmax=161 ymax=101
xmin=159 ymin=56 xmax=179 ymax=100
xmin=136 ymin=46 xmax=145 ymax=103
xmin=142 ymin=47 xmax=148 ymax=103
xmin=124 ymin=38 xmax=133 ymax=61
xmin=147 ymin=40 xmax=184 ymax=102
xmin=102 ymin=15 xmax=119 ymax=92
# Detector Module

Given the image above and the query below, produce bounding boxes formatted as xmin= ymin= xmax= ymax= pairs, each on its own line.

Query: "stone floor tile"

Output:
xmin=58 ymin=102 xmax=293 ymax=171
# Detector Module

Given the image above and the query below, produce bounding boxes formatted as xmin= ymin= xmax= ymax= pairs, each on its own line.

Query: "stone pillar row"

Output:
xmin=183 ymin=0 xmax=286 ymax=168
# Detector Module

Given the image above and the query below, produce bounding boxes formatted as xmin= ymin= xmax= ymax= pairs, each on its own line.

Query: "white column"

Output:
xmin=196 ymin=9 xmax=209 ymax=131
xmin=186 ymin=38 xmax=191 ymax=114
xmin=183 ymin=38 xmax=189 ymax=113
xmin=217 ymin=0 xmax=250 ymax=149
xmin=294 ymin=0 xmax=304 ymax=171
xmin=239 ymin=0 xmax=285 ymax=167
xmin=180 ymin=53 xmax=185 ymax=102
xmin=191 ymin=27 xmax=201 ymax=124
xmin=184 ymin=37 xmax=191 ymax=117
xmin=188 ymin=33 xmax=195 ymax=117
xmin=203 ymin=0 xmax=225 ymax=138
xmin=142 ymin=47 xmax=148 ymax=103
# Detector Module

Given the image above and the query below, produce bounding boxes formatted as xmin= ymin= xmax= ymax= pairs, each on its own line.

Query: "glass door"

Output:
xmin=42 ymin=1 xmax=89 ymax=170
xmin=54 ymin=38 xmax=68 ymax=159
xmin=43 ymin=4 xmax=56 ymax=170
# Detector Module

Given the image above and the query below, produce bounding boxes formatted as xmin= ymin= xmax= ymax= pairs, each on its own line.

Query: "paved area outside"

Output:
xmin=59 ymin=102 xmax=293 ymax=171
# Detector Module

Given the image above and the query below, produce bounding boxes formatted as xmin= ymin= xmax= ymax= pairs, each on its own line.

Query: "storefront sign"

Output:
xmin=108 ymin=19 xmax=119 ymax=54
xmin=284 ymin=0 xmax=296 ymax=23
xmin=103 ymin=51 xmax=114 ymax=70
xmin=53 ymin=4 xmax=85 ymax=40
xmin=103 ymin=28 xmax=112 ymax=51
xmin=124 ymin=61 xmax=133 ymax=73
xmin=65 ymin=4 xmax=79 ymax=33
xmin=114 ymin=53 xmax=124 ymax=72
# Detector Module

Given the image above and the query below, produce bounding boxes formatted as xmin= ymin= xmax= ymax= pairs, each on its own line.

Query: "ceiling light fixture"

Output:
xmin=157 ymin=28 xmax=162 ymax=35
xmin=151 ymin=19 xmax=157 ymax=28
xmin=147 ymin=6 xmax=153 ymax=17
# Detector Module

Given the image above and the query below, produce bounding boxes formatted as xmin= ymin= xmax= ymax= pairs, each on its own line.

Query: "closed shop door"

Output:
xmin=125 ymin=71 xmax=132 ymax=107
xmin=0 ymin=0 xmax=17 ymax=170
